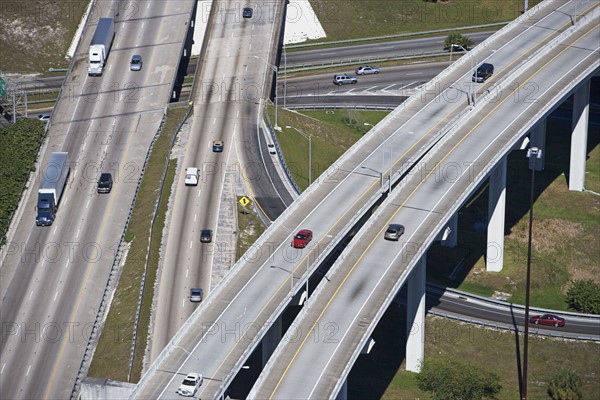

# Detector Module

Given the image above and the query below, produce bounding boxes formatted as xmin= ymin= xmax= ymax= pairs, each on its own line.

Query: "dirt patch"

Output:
xmin=508 ymin=217 xmax=582 ymax=254
xmin=0 ymin=2 xmax=86 ymax=73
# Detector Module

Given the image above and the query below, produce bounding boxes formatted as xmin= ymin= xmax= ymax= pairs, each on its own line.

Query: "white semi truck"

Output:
xmin=36 ymin=152 xmax=70 ymax=226
xmin=88 ymin=17 xmax=115 ymax=76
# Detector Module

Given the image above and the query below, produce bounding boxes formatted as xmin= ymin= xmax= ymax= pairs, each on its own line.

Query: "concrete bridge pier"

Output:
xmin=486 ymin=157 xmax=507 ymax=272
xmin=569 ymin=80 xmax=590 ymax=191
xmin=406 ymin=254 xmax=426 ymax=372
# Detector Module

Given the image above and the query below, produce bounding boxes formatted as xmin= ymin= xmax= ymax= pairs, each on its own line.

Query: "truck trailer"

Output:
xmin=88 ymin=17 xmax=115 ymax=76
xmin=36 ymin=152 xmax=70 ymax=226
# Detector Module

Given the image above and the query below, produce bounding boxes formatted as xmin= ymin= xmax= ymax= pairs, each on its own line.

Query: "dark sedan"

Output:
xmin=200 ymin=229 xmax=213 ymax=243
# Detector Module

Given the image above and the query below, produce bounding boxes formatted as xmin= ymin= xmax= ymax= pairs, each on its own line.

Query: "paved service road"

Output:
xmin=0 ymin=1 xmax=194 ymax=398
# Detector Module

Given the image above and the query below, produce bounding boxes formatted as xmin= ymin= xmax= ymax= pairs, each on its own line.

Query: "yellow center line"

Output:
xmin=204 ymin=85 xmax=452 ymax=397
xmin=268 ymin=17 xmax=599 ymax=399
xmin=214 ymin=9 xmax=600 ymax=394
xmin=43 ymin=120 xmax=138 ymax=399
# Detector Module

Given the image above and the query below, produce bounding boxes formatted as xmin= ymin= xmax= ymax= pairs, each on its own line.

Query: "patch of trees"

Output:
xmin=416 ymin=357 xmax=501 ymax=399
xmin=566 ymin=279 xmax=600 ymax=314
xmin=0 ymin=118 xmax=44 ymax=244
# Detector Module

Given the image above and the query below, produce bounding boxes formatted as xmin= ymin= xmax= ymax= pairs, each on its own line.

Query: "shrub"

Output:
xmin=566 ymin=280 xmax=600 ymax=314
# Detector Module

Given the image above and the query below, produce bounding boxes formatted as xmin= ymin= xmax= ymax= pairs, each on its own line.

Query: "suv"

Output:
xmin=97 ymin=173 xmax=113 ymax=193
xmin=472 ymin=63 xmax=494 ymax=83
xmin=333 ymin=74 xmax=358 ymax=85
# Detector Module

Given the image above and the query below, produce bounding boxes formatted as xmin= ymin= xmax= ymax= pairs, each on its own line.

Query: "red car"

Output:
xmin=292 ymin=229 xmax=313 ymax=248
xmin=529 ymin=313 xmax=565 ymax=327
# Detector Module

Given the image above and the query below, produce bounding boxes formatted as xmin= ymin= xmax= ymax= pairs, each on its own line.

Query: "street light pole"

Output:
xmin=270 ymin=265 xmax=293 ymax=298
xmin=522 ymin=147 xmax=542 ymax=400
xmin=449 ymin=43 xmax=467 ymax=62
xmin=283 ymin=46 xmax=287 ymax=109
xmin=364 ymin=122 xmax=392 ymax=193
xmin=308 ymin=134 xmax=312 ymax=186
xmin=254 ymin=55 xmax=279 ymax=130
xmin=361 ymin=166 xmax=383 ymax=188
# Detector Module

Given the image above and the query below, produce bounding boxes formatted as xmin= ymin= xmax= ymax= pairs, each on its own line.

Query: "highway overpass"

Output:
xmin=132 ymin=1 xmax=599 ymax=399
xmin=248 ymin=2 xmax=600 ymax=398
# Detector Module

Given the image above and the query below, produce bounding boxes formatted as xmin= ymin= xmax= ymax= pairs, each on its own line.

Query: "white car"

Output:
xmin=176 ymin=373 xmax=203 ymax=397
xmin=185 ymin=167 xmax=199 ymax=186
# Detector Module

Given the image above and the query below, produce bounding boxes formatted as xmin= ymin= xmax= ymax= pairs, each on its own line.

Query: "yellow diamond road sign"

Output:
xmin=239 ymin=196 xmax=251 ymax=207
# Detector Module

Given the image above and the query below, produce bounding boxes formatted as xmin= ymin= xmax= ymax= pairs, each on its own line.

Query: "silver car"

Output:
xmin=384 ymin=224 xmax=405 ymax=241
xmin=190 ymin=288 xmax=203 ymax=302
xmin=355 ymin=65 xmax=380 ymax=75
xmin=130 ymin=54 xmax=142 ymax=71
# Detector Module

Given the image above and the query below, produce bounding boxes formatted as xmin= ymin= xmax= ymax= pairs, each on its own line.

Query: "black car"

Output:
xmin=200 ymin=229 xmax=213 ymax=243
xmin=243 ymin=7 xmax=253 ymax=18
xmin=97 ymin=173 xmax=113 ymax=193
xmin=472 ymin=63 xmax=494 ymax=83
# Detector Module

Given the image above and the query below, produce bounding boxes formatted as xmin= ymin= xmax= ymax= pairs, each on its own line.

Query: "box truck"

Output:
xmin=88 ymin=17 xmax=115 ymax=76
xmin=36 ymin=152 xmax=70 ymax=226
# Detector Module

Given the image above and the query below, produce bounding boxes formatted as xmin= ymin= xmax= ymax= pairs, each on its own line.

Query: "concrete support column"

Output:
xmin=486 ymin=157 xmax=507 ymax=272
xmin=262 ymin=316 xmax=282 ymax=366
xmin=441 ymin=213 xmax=458 ymax=247
xmin=335 ymin=379 xmax=348 ymax=400
xmin=569 ymin=80 xmax=590 ymax=191
xmin=406 ymin=254 xmax=426 ymax=373
xmin=531 ymin=121 xmax=546 ymax=170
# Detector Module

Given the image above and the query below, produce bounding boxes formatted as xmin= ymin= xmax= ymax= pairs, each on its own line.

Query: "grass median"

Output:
xmin=88 ymin=107 xmax=189 ymax=382
xmin=349 ymin=311 xmax=600 ymax=399
xmin=269 ymin=107 xmax=388 ymax=192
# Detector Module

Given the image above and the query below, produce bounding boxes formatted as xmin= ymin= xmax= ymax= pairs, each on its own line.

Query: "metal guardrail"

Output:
xmin=284 ymin=51 xmax=454 ymax=73
xmin=69 ymin=105 xmax=170 ymax=399
xmin=70 ymin=0 xmax=197 ymax=396
xmin=432 ymin=285 xmax=600 ymax=322
xmin=428 ymin=310 xmax=599 ymax=342
xmin=127 ymin=105 xmax=193 ymax=381
xmin=284 ymin=23 xmax=508 ymax=50
xmin=283 ymin=104 xmax=398 ymax=111
xmin=263 ymin=106 xmax=301 ymax=195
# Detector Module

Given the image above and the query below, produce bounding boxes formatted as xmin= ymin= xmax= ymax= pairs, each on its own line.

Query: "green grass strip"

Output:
xmin=88 ymin=107 xmax=189 ymax=381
